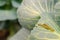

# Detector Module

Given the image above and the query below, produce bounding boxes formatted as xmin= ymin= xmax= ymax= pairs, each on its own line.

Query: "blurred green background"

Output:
xmin=0 ymin=0 xmax=22 ymax=40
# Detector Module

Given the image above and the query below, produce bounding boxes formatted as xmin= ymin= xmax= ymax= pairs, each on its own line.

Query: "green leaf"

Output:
xmin=0 ymin=9 xmax=17 ymax=21
xmin=54 ymin=2 xmax=60 ymax=9
xmin=11 ymin=0 xmax=22 ymax=8
xmin=0 ymin=0 xmax=6 ymax=6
